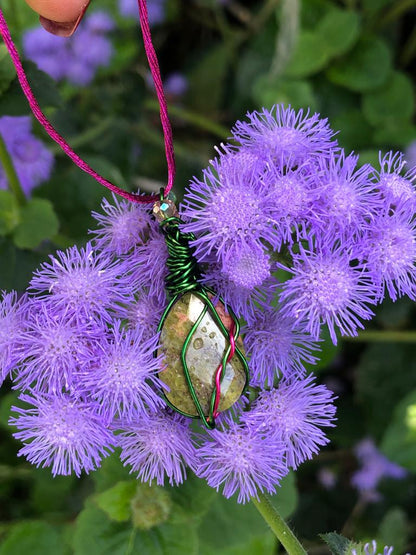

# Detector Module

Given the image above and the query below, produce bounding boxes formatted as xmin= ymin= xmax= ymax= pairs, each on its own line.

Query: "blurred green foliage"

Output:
xmin=0 ymin=0 xmax=415 ymax=552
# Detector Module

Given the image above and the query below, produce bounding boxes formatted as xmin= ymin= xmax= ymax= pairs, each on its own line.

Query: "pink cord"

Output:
xmin=0 ymin=2 xmax=175 ymax=204
xmin=212 ymin=321 xmax=236 ymax=418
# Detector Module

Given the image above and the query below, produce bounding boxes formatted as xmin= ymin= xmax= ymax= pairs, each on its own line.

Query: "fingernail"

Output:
xmin=39 ymin=1 xmax=91 ymax=37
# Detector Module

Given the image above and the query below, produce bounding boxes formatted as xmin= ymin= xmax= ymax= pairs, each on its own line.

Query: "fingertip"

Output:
xmin=24 ymin=0 xmax=88 ymax=24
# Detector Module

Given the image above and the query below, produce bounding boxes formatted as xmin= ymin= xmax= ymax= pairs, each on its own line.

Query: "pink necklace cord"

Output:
xmin=0 ymin=2 xmax=175 ymax=204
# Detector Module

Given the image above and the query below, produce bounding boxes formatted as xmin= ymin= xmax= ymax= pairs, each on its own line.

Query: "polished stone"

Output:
xmin=158 ymin=291 xmax=246 ymax=417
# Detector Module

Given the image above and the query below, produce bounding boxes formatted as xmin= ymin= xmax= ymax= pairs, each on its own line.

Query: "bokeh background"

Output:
xmin=0 ymin=0 xmax=415 ymax=552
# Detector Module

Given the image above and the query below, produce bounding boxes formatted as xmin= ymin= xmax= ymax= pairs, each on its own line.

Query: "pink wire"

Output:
xmin=212 ymin=321 xmax=236 ymax=418
xmin=0 ymin=3 xmax=175 ymax=204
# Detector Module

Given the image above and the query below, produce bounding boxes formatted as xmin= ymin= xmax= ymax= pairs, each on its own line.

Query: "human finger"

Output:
xmin=24 ymin=0 xmax=90 ymax=36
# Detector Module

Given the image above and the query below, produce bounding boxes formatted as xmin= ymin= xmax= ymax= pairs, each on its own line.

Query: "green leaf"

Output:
xmin=169 ymin=472 xmax=217 ymax=523
xmin=0 ymin=391 xmax=20 ymax=430
xmin=187 ymin=44 xmax=230 ymax=114
xmin=13 ymin=198 xmax=59 ymax=249
xmin=0 ymin=61 xmax=61 ymax=115
xmin=362 ymin=0 xmax=393 ymax=14
xmin=381 ymin=389 xmax=416 ymax=471
xmin=0 ymin=237 xmax=46 ymax=290
xmin=285 ymin=32 xmax=330 ymax=78
xmin=92 ymin=451 xmax=132 ymax=493
xmin=0 ymin=190 xmax=20 ymax=236
xmin=327 ymin=37 xmax=391 ymax=92
xmin=197 ymin=493 xmax=272 ymax=552
xmin=377 ymin=507 xmax=408 ymax=552
xmin=0 ymin=44 xmax=16 ymax=96
xmin=95 ymin=481 xmax=138 ymax=523
xmin=29 ymin=468 xmax=77 ymax=515
xmin=332 ymin=110 xmax=374 ymax=152
xmin=312 ymin=328 xmax=339 ymax=372
xmin=373 ymin=121 xmax=416 ymax=148
xmin=356 ymin=344 xmax=416 ymax=437
xmin=320 ymin=532 xmax=350 ymax=555
xmin=357 ymin=149 xmax=380 ymax=168
xmin=362 ymin=71 xmax=414 ymax=126
xmin=0 ymin=521 xmax=64 ymax=555
xmin=21 ymin=62 xmax=62 ymax=109
xmin=252 ymin=75 xmax=317 ymax=112
xmin=72 ymin=506 xmax=198 ymax=555
xmin=270 ymin=472 xmax=298 ymax=519
xmin=0 ymin=78 xmax=30 ymax=116
xmin=318 ymin=9 xmax=361 ymax=58
xmin=200 ymin=533 xmax=276 ymax=555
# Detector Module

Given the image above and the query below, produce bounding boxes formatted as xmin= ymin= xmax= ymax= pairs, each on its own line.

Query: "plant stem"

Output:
xmin=0 ymin=133 xmax=26 ymax=206
xmin=252 ymin=493 xmax=307 ymax=554
xmin=344 ymin=330 xmax=416 ymax=343
xmin=144 ymin=99 xmax=229 ymax=139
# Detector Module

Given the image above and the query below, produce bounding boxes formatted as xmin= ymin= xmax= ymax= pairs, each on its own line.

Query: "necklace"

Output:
xmin=0 ymin=0 xmax=249 ymax=428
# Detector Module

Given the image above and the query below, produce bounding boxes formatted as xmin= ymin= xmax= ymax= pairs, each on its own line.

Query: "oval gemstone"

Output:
xmin=158 ymin=291 xmax=247 ymax=417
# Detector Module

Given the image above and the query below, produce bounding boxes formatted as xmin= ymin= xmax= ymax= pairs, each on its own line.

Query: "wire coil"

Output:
xmin=160 ymin=217 xmax=201 ymax=297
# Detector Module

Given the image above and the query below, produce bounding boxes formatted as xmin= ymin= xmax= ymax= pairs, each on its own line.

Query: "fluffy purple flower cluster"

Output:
xmin=0 ymin=116 xmax=54 ymax=196
xmin=23 ymin=12 xmax=114 ymax=86
xmin=181 ymin=105 xmax=416 ymax=348
xmin=3 ymin=104 xmax=414 ymax=504
xmin=351 ymin=540 xmax=410 ymax=555
xmin=351 ymin=438 xmax=407 ymax=501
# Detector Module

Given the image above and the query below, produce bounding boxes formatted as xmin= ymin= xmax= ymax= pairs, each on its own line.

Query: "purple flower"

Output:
xmin=231 ymin=104 xmax=338 ymax=165
xmin=201 ymin=259 xmax=279 ymax=322
xmin=357 ymin=199 xmax=416 ymax=302
xmin=14 ymin=301 xmax=103 ymax=393
xmin=127 ymin=224 xmax=168 ymax=304
xmin=279 ymin=238 xmax=377 ymax=344
xmin=242 ymin=306 xmax=319 ymax=386
xmin=10 ymin=392 xmax=114 ymax=476
xmin=260 ymin=160 xmax=323 ymax=247
xmin=119 ymin=410 xmax=197 ymax=486
xmin=119 ymin=0 xmax=166 ymax=25
xmin=85 ymin=11 xmax=115 ymax=33
xmin=117 ymin=291 xmax=164 ymax=342
xmin=313 ymin=151 xmax=380 ymax=233
xmin=23 ymin=12 xmax=114 ymax=87
xmin=29 ymin=242 xmax=134 ymax=323
xmin=317 ymin=467 xmax=337 ymax=489
xmin=90 ymin=195 xmax=153 ymax=256
xmin=22 ymin=30 xmax=68 ymax=80
xmin=180 ymin=156 xmax=280 ymax=262
xmin=76 ymin=324 xmax=164 ymax=422
xmin=405 ymin=139 xmax=416 ymax=168
xmin=222 ymin=243 xmax=272 ymax=290
xmin=0 ymin=291 xmax=27 ymax=384
xmin=351 ymin=438 xmax=407 ymax=498
xmin=164 ymin=73 xmax=188 ymax=97
xmin=378 ymin=151 xmax=416 ymax=207
xmin=243 ymin=375 xmax=336 ymax=469
xmin=0 ymin=116 xmax=54 ymax=196
xmin=195 ymin=414 xmax=288 ymax=503
xmin=351 ymin=541 xmax=395 ymax=555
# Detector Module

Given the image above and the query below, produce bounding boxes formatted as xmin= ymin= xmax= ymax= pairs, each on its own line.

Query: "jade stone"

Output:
xmin=158 ymin=292 xmax=247 ymax=417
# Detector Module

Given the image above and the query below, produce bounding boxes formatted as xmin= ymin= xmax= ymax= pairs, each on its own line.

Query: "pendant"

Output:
xmin=153 ymin=196 xmax=249 ymax=428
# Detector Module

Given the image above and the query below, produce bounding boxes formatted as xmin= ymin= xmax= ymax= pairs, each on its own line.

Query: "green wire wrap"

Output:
xmin=159 ymin=216 xmax=200 ymax=297
xmin=154 ymin=201 xmax=249 ymax=429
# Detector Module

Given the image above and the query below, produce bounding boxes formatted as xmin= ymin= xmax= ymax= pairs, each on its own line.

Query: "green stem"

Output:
xmin=50 ymin=117 xmax=114 ymax=155
xmin=344 ymin=330 xmax=416 ymax=343
xmin=144 ymin=99 xmax=229 ymax=139
xmin=0 ymin=133 xmax=26 ymax=206
xmin=252 ymin=493 xmax=307 ymax=554
xmin=377 ymin=0 xmax=416 ymax=27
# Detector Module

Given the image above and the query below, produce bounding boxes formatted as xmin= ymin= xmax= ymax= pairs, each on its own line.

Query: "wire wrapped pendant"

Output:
xmin=153 ymin=196 xmax=249 ymax=429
